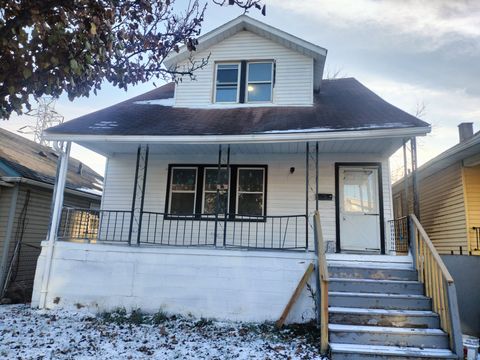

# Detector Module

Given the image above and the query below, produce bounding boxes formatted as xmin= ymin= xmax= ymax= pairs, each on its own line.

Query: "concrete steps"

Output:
xmin=328 ymin=262 xmax=458 ymax=359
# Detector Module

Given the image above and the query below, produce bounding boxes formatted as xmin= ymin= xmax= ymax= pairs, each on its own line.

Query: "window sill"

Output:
xmin=163 ymin=214 xmax=267 ymax=222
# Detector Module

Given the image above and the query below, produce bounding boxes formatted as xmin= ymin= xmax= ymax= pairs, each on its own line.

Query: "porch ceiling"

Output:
xmin=76 ymin=137 xmax=405 ymax=157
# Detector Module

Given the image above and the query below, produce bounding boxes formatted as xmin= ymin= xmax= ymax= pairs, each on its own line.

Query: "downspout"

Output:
xmin=38 ymin=141 xmax=71 ymax=309
xmin=0 ymin=184 xmax=19 ymax=295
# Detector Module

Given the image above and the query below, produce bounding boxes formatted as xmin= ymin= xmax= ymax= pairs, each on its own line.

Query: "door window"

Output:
xmin=342 ymin=169 xmax=378 ymax=214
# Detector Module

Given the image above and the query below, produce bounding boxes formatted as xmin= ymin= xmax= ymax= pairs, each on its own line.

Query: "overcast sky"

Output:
xmin=2 ymin=0 xmax=479 ymax=177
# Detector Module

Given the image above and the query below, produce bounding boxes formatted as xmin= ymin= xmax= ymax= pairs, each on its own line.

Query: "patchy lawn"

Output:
xmin=0 ymin=305 xmax=328 ymax=359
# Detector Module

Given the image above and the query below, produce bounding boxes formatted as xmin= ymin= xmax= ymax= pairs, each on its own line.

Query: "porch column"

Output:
xmin=128 ymin=144 xmax=149 ymax=245
xmin=305 ymin=142 xmax=309 ymax=249
xmin=315 ymin=141 xmax=319 ymax=212
xmin=214 ymin=144 xmax=222 ymax=247
xmin=410 ymin=137 xmax=419 ymax=219
xmin=222 ymin=145 xmax=231 ymax=247
xmin=39 ymin=141 xmax=71 ymax=308
xmin=402 ymin=139 xmax=409 ymax=216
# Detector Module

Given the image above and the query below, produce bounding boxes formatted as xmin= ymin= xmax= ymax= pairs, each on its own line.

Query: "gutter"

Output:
xmin=44 ymin=126 xmax=431 ymax=144
xmin=0 ymin=177 xmax=101 ymax=200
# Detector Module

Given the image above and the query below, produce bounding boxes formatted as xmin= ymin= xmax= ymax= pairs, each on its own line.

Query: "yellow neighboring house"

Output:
xmin=393 ymin=123 xmax=480 ymax=255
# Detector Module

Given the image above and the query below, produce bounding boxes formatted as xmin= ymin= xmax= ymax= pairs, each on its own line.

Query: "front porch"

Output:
xmin=54 ymin=138 xmax=411 ymax=255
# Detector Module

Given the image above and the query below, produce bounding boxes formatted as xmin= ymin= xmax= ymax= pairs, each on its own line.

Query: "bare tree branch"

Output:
xmin=0 ymin=0 xmax=265 ymax=119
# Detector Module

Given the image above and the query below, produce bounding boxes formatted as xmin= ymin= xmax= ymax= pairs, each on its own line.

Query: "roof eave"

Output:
xmin=1 ymin=176 xmax=102 ymax=200
xmin=44 ymin=126 xmax=431 ymax=145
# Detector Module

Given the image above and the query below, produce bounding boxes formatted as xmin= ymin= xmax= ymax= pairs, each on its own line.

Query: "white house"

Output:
xmin=31 ymin=16 xmax=463 ymax=359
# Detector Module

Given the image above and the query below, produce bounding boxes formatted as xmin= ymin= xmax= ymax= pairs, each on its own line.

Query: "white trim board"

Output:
xmin=44 ymin=126 xmax=431 ymax=143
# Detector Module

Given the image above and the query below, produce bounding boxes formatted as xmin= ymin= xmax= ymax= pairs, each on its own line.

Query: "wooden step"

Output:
xmin=329 ymin=307 xmax=440 ymax=328
xmin=329 ymin=292 xmax=431 ymax=310
xmin=328 ymin=266 xmax=417 ymax=281
xmin=329 ymin=278 xmax=424 ymax=295
xmin=330 ymin=343 xmax=457 ymax=359
xmin=329 ymin=324 xmax=449 ymax=349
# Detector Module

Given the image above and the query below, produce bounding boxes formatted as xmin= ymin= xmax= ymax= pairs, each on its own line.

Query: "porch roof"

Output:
xmin=45 ymin=78 xmax=430 ymax=143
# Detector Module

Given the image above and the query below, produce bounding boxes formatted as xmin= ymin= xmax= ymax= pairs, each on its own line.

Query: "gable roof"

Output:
xmin=0 ymin=127 xmax=103 ymax=196
xmin=164 ymin=15 xmax=328 ymax=91
xmin=45 ymin=78 xmax=429 ymax=142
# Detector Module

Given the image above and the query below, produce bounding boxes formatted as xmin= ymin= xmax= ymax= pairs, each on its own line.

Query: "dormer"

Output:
xmin=164 ymin=15 xmax=327 ymax=108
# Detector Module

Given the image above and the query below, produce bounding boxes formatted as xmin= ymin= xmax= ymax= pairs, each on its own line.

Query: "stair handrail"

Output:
xmin=313 ymin=210 xmax=329 ymax=354
xmin=409 ymin=214 xmax=463 ymax=358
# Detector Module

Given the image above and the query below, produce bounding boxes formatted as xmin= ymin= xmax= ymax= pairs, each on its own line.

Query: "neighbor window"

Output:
xmin=246 ymin=62 xmax=273 ymax=102
xmin=169 ymin=167 xmax=197 ymax=215
xmin=214 ymin=61 xmax=274 ymax=104
xmin=236 ymin=168 xmax=265 ymax=216
xmin=166 ymin=165 xmax=267 ymax=218
xmin=215 ymin=63 xmax=240 ymax=103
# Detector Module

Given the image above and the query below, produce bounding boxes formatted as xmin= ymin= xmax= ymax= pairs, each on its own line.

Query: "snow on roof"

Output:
xmin=45 ymin=78 xmax=429 ymax=140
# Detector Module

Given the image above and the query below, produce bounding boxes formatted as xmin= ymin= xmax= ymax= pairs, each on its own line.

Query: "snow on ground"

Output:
xmin=0 ymin=305 xmax=328 ymax=360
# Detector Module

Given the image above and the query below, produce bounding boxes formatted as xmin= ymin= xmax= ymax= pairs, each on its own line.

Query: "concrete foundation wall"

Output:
xmin=32 ymin=241 xmax=317 ymax=323
xmin=442 ymin=255 xmax=480 ymax=337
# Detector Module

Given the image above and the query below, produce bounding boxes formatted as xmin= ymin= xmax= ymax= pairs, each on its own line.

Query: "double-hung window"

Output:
xmin=246 ymin=62 xmax=273 ymax=102
xmin=202 ymin=168 xmax=229 ymax=214
xmin=236 ymin=168 xmax=265 ymax=216
xmin=168 ymin=167 xmax=197 ymax=215
xmin=166 ymin=165 xmax=267 ymax=219
xmin=214 ymin=61 xmax=274 ymax=104
xmin=215 ymin=63 xmax=240 ymax=103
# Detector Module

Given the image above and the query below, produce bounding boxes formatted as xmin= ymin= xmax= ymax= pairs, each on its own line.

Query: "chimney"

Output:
xmin=458 ymin=122 xmax=474 ymax=143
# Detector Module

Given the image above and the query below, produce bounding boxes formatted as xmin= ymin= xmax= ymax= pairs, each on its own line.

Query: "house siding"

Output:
xmin=0 ymin=186 xmax=16 ymax=290
xmin=419 ymin=163 xmax=468 ymax=254
xmin=463 ymin=165 xmax=480 ymax=253
xmin=102 ymin=151 xmax=393 ymax=252
xmin=0 ymin=183 xmax=99 ymax=300
xmin=174 ymin=31 xmax=314 ymax=107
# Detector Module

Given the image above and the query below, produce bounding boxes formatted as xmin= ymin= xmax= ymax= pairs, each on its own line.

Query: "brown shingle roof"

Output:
xmin=0 ymin=128 xmax=103 ymax=195
xmin=46 ymin=78 xmax=429 ymax=137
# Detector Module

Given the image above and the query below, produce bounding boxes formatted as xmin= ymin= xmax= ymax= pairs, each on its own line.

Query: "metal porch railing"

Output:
xmin=472 ymin=226 xmax=480 ymax=251
xmin=58 ymin=207 xmax=308 ymax=250
xmin=388 ymin=216 xmax=409 ymax=254
xmin=58 ymin=207 xmax=132 ymax=243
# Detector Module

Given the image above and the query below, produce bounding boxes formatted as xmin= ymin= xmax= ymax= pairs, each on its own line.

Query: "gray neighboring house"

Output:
xmin=0 ymin=128 xmax=103 ymax=302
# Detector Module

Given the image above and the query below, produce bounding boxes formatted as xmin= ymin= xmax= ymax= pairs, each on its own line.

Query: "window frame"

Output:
xmin=235 ymin=167 xmax=266 ymax=216
xmin=245 ymin=61 xmax=274 ymax=103
xmin=213 ymin=60 xmax=275 ymax=104
xmin=165 ymin=164 xmax=267 ymax=221
xmin=213 ymin=62 xmax=241 ymax=104
xmin=167 ymin=166 xmax=198 ymax=215
xmin=201 ymin=166 xmax=231 ymax=216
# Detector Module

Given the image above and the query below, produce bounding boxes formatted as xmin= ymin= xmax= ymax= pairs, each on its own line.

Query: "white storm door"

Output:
xmin=339 ymin=166 xmax=381 ymax=252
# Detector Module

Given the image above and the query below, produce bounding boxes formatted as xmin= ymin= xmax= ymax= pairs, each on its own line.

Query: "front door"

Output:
xmin=338 ymin=165 xmax=382 ymax=252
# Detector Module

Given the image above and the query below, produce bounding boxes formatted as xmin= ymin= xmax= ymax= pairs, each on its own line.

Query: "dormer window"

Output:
xmin=215 ymin=63 xmax=240 ymax=103
xmin=246 ymin=62 xmax=273 ymax=102
xmin=214 ymin=61 xmax=274 ymax=104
